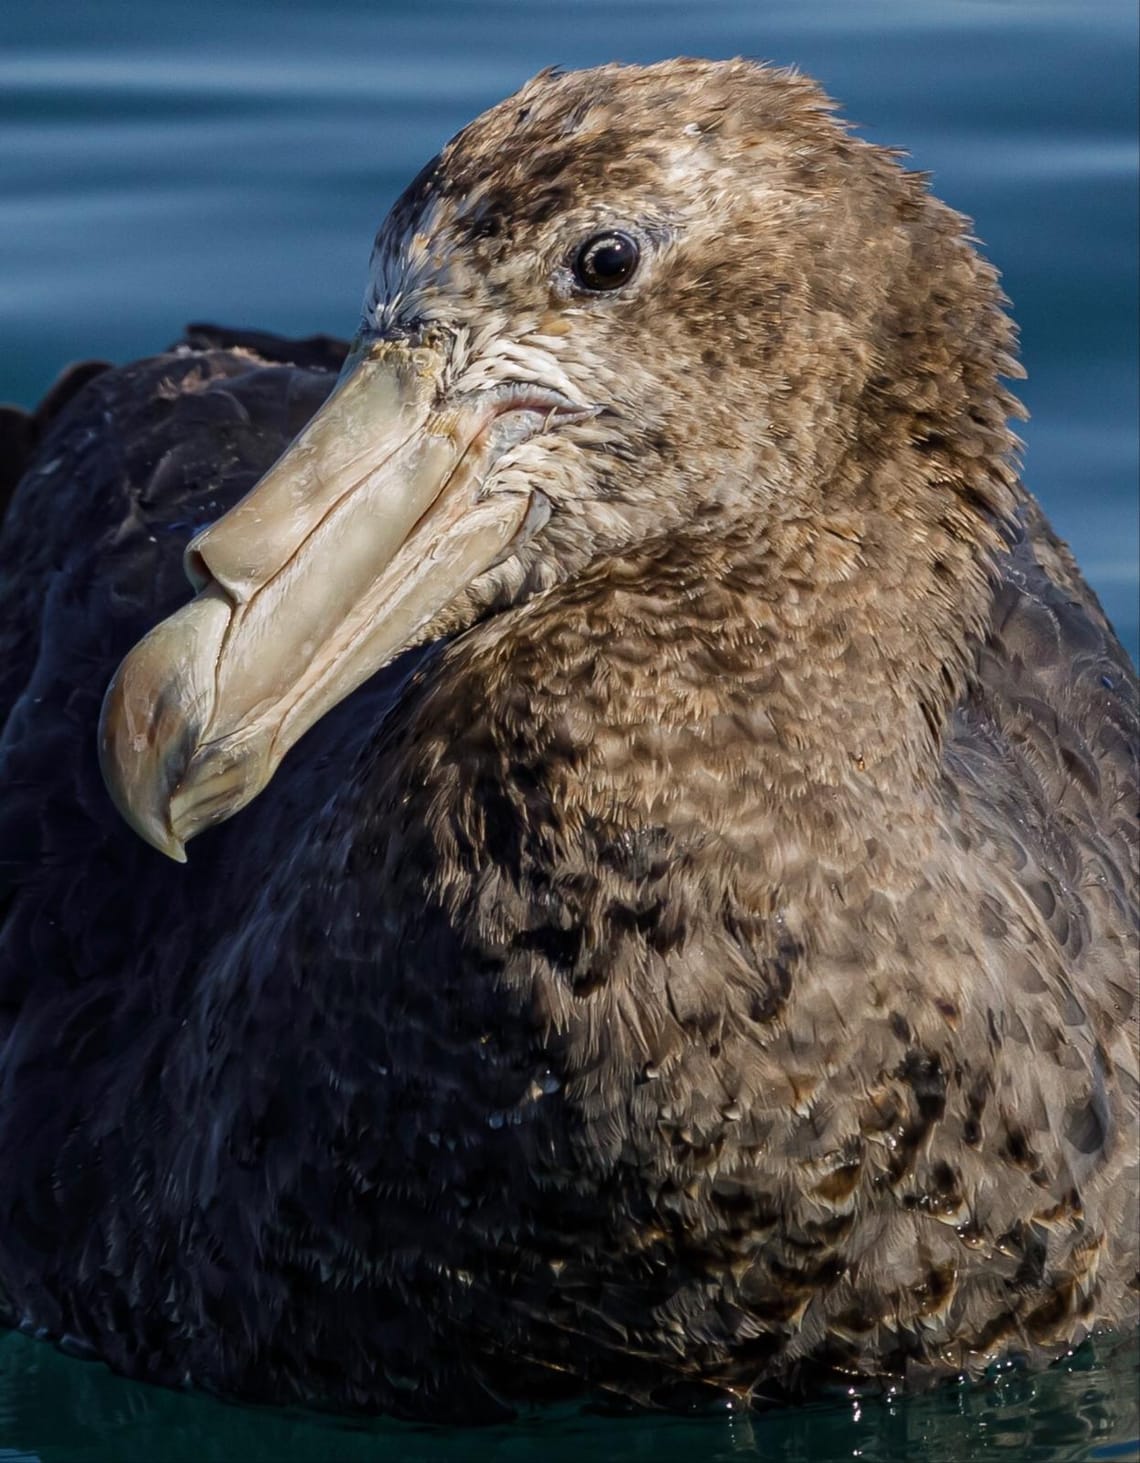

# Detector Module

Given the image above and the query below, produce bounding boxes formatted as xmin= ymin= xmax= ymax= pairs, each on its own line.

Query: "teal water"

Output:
xmin=0 ymin=0 xmax=1138 ymax=1458
xmin=0 ymin=1330 xmax=1137 ymax=1463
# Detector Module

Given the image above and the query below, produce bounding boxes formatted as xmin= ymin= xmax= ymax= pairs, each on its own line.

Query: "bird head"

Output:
xmin=99 ymin=59 xmax=1021 ymax=859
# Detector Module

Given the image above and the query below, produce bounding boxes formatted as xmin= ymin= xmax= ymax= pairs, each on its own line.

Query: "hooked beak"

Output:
xmin=98 ymin=339 xmax=585 ymax=860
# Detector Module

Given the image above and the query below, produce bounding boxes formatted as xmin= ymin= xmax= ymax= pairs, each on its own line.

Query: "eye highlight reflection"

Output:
xmin=572 ymin=230 xmax=641 ymax=292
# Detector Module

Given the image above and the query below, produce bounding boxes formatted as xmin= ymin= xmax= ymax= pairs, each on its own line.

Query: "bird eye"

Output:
xmin=572 ymin=231 xmax=641 ymax=292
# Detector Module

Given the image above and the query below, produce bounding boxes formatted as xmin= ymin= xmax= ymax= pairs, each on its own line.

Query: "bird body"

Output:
xmin=0 ymin=61 xmax=1135 ymax=1419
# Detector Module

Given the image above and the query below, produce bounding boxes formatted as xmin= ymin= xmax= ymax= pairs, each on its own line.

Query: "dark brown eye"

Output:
xmin=572 ymin=231 xmax=640 ymax=292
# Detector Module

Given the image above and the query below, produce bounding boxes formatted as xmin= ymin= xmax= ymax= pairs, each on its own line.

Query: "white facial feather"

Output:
xmin=363 ymin=196 xmax=452 ymax=336
xmin=362 ymin=202 xmax=598 ymax=410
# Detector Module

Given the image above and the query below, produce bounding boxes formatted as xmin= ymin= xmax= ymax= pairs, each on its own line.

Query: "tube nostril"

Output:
xmin=183 ymin=545 xmax=212 ymax=593
xmin=182 ymin=533 xmax=253 ymax=604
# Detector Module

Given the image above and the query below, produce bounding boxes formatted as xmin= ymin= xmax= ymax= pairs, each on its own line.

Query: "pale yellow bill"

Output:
xmin=98 ymin=342 xmax=539 ymax=860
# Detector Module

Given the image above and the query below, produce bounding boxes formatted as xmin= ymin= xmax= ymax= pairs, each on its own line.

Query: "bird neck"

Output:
xmin=414 ymin=494 xmax=1006 ymax=852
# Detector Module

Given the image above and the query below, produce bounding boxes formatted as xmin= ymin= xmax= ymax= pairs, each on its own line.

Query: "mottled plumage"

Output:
xmin=0 ymin=61 xmax=1136 ymax=1420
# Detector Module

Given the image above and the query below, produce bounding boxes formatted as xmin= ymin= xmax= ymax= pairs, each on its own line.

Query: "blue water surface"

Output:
xmin=0 ymin=1 xmax=1137 ymax=1458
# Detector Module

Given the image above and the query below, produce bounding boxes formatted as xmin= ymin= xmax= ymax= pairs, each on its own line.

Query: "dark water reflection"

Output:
xmin=0 ymin=1329 xmax=1137 ymax=1463
xmin=0 ymin=1 xmax=1137 ymax=1457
